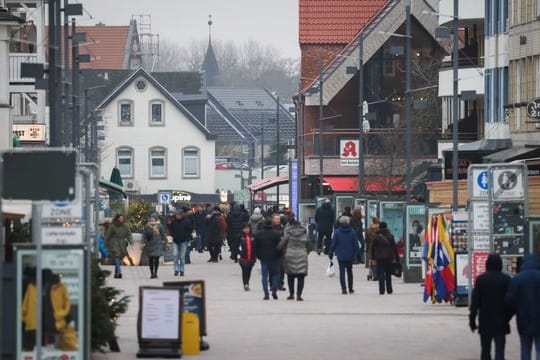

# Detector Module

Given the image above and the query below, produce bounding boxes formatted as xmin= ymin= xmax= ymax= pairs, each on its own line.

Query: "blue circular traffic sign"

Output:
xmin=477 ymin=171 xmax=488 ymax=190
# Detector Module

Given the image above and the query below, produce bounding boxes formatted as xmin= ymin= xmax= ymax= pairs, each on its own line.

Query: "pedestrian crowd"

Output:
xmin=99 ymin=199 xmax=540 ymax=359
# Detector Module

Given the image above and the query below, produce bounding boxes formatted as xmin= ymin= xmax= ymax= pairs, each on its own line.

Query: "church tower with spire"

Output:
xmin=202 ymin=15 xmax=220 ymax=87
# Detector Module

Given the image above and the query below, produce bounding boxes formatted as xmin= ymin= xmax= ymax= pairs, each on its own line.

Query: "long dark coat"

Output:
xmin=143 ymin=220 xmax=167 ymax=257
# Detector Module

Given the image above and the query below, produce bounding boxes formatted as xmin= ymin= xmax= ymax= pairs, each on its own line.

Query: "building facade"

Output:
xmin=97 ymin=68 xmax=216 ymax=195
xmin=508 ymin=0 xmax=540 ymax=146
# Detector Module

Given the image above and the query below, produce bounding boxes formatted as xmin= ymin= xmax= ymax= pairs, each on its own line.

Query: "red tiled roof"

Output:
xmin=47 ymin=24 xmax=137 ymax=69
xmin=299 ymin=0 xmax=388 ymax=44
xmin=77 ymin=25 xmax=131 ymax=69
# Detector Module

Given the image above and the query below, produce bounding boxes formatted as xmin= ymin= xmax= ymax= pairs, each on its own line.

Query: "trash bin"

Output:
xmin=181 ymin=312 xmax=200 ymax=355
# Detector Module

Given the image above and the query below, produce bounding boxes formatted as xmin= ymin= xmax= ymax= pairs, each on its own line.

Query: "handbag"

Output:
xmin=60 ymin=325 xmax=78 ymax=351
xmin=390 ymin=262 xmax=402 ymax=277
xmin=326 ymin=261 xmax=336 ymax=278
xmin=163 ymin=242 xmax=174 ymax=262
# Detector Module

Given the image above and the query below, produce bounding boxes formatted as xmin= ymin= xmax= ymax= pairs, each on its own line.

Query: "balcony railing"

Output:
xmin=9 ymin=53 xmax=39 ymax=83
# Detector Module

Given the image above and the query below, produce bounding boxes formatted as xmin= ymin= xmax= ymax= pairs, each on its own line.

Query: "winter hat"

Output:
xmin=379 ymin=222 xmax=388 ymax=229
xmin=150 ymin=214 xmax=158 ymax=221
xmin=253 ymin=207 xmax=261 ymax=215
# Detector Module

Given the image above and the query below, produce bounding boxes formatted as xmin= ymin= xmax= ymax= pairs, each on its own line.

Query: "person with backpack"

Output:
xmin=371 ymin=222 xmax=399 ymax=295
xmin=254 ymin=218 xmax=282 ymax=300
xmin=469 ymin=253 xmax=511 ymax=360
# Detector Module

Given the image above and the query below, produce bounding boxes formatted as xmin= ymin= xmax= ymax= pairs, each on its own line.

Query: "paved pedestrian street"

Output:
xmin=92 ymin=252 xmax=521 ymax=360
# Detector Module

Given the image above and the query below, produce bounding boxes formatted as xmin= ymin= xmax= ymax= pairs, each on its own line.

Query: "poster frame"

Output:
xmin=163 ymin=280 xmax=207 ymax=337
xmin=14 ymin=244 xmax=88 ymax=360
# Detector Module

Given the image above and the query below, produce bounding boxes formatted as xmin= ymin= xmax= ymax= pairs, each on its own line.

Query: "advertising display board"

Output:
xmin=405 ymin=205 xmax=426 ymax=268
xmin=14 ymin=245 xmax=87 ymax=360
xmin=455 ymin=253 xmax=469 ymax=295
xmin=379 ymin=201 xmax=404 ymax=243
xmin=163 ymin=280 xmax=207 ymax=336
xmin=137 ymin=287 xmax=182 ymax=358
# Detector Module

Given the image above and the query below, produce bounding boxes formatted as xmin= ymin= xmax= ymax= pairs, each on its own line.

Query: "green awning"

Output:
xmin=99 ymin=179 xmax=126 ymax=198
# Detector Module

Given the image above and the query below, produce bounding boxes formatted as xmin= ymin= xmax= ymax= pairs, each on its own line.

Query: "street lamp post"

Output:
xmin=358 ymin=35 xmax=365 ymax=196
xmin=260 ymin=122 xmax=264 ymax=180
xmin=276 ymin=95 xmax=280 ymax=206
xmin=452 ymin=0 xmax=459 ymax=211
xmin=318 ymin=60 xmax=324 ymax=197
xmin=405 ymin=0 xmax=412 ymax=204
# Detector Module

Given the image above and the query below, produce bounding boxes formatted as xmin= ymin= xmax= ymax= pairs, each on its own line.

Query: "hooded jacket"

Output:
xmin=105 ymin=219 xmax=133 ymax=257
xmin=249 ymin=208 xmax=264 ymax=233
xmin=227 ymin=204 xmax=249 ymax=242
xmin=315 ymin=202 xmax=335 ymax=232
xmin=506 ymin=255 xmax=540 ymax=336
xmin=469 ymin=254 xmax=511 ymax=335
xmin=278 ymin=224 xmax=310 ymax=275
xmin=329 ymin=224 xmax=361 ymax=262
xmin=169 ymin=215 xmax=193 ymax=244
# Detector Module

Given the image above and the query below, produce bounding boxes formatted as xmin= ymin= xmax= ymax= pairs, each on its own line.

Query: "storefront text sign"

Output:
xmin=339 ymin=140 xmax=359 ymax=166
xmin=12 ymin=124 xmax=46 ymax=141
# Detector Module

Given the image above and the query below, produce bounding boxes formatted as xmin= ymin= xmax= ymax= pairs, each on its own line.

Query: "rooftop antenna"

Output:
xmin=208 ymin=14 xmax=213 ymax=43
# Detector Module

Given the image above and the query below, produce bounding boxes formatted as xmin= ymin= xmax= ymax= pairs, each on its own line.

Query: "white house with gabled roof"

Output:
xmin=96 ymin=67 xmax=216 ymax=195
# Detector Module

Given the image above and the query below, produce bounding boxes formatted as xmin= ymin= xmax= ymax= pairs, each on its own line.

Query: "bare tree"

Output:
xmin=156 ymin=38 xmax=299 ymax=98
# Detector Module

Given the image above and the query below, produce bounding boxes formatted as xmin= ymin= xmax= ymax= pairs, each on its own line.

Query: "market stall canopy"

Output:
xmin=323 ymin=176 xmax=405 ymax=192
xmin=483 ymin=146 xmax=540 ymax=163
xmin=99 ymin=179 xmax=126 ymax=198
xmin=247 ymin=175 xmax=290 ymax=192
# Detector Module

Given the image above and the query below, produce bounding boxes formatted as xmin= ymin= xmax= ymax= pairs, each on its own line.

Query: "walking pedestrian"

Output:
xmin=506 ymin=254 xmax=540 ymax=360
xmin=238 ymin=223 xmax=256 ymax=291
xmin=328 ymin=216 xmax=361 ymax=294
xmin=315 ymin=199 xmax=335 ymax=255
xmin=206 ymin=207 xmax=225 ymax=263
xmin=371 ymin=222 xmax=399 ymax=295
xmin=249 ymin=207 xmax=264 ymax=233
xmin=105 ymin=214 xmax=133 ymax=279
xmin=226 ymin=203 xmax=249 ymax=262
xmin=254 ymin=218 xmax=282 ymax=300
xmin=469 ymin=254 xmax=511 ymax=360
xmin=194 ymin=204 xmax=209 ymax=253
xmin=143 ymin=214 xmax=167 ymax=279
xmin=278 ymin=218 xmax=310 ymax=301
xmin=168 ymin=210 xmax=193 ymax=276
xmin=350 ymin=208 xmax=365 ymax=263
xmin=272 ymin=214 xmax=287 ymax=291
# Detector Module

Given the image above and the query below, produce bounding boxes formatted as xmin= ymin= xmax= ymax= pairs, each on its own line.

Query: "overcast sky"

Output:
xmin=78 ymin=0 xmax=300 ymax=58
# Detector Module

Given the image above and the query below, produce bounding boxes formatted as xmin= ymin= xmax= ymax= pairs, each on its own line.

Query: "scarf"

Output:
xmin=147 ymin=219 xmax=161 ymax=235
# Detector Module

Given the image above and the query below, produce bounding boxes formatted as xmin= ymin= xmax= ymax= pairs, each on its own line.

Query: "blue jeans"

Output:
xmin=114 ymin=256 xmax=122 ymax=274
xmin=260 ymin=259 xmax=280 ymax=296
xmin=480 ymin=334 xmax=505 ymax=360
xmin=520 ymin=334 xmax=540 ymax=360
xmin=173 ymin=242 xmax=187 ymax=273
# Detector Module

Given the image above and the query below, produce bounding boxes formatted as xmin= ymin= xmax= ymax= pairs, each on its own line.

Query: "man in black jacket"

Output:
xmin=226 ymin=203 xmax=250 ymax=262
xmin=469 ymin=253 xmax=511 ymax=360
xmin=315 ymin=199 xmax=335 ymax=255
xmin=168 ymin=210 xmax=193 ymax=276
xmin=254 ymin=218 xmax=282 ymax=300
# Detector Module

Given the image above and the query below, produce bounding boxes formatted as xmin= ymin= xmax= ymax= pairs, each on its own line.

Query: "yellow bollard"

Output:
xmin=181 ymin=312 xmax=200 ymax=355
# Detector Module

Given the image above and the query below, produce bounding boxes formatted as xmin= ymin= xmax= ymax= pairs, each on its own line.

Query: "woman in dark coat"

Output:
xmin=350 ymin=208 xmax=365 ymax=262
xmin=329 ymin=216 xmax=361 ymax=294
xmin=278 ymin=219 xmax=310 ymax=301
xmin=238 ymin=223 xmax=256 ymax=291
xmin=144 ymin=214 xmax=167 ymax=279
xmin=372 ymin=222 xmax=399 ymax=295
xmin=469 ymin=253 xmax=511 ymax=360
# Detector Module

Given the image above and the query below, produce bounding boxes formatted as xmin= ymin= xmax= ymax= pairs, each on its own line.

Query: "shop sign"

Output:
xmin=339 ymin=140 xmax=359 ymax=166
xmin=42 ymin=226 xmax=83 ymax=245
xmin=12 ymin=124 xmax=46 ymax=142
xmin=171 ymin=191 xmax=192 ymax=202
xmin=471 ymin=251 xmax=490 ymax=283
xmin=526 ymin=98 xmax=540 ymax=120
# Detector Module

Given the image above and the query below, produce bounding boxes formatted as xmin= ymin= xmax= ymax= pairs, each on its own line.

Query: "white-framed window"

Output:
xmin=149 ymin=100 xmax=164 ymax=125
xmin=118 ymin=100 xmax=134 ymax=126
xmin=150 ymin=147 xmax=167 ymax=178
xmin=116 ymin=147 xmax=134 ymax=178
xmin=182 ymin=147 xmax=200 ymax=178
